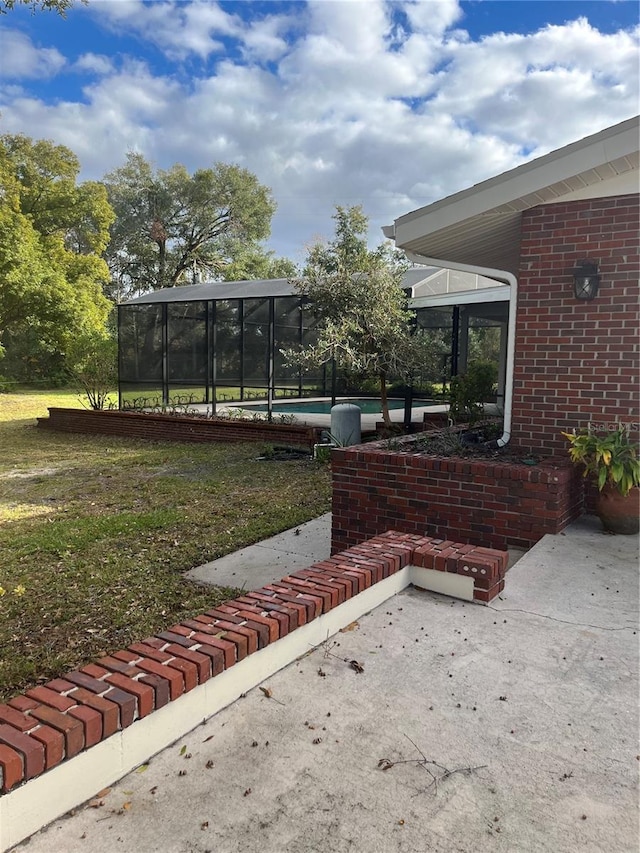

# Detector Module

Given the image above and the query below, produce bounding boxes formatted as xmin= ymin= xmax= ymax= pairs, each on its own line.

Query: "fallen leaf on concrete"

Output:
xmin=259 ymin=685 xmax=285 ymax=704
xmin=88 ymin=799 xmax=105 ymax=809
xmin=349 ymin=659 xmax=364 ymax=673
xmin=340 ymin=621 xmax=359 ymax=632
xmin=179 ymin=745 xmax=187 ymax=755
xmin=136 ymin=764 xmax=149 ymax=773
xmin=96 ymin=788 xmax=111 ymax=798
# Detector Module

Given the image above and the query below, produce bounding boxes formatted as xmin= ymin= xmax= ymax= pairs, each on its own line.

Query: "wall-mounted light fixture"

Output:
xmin=572 ymin=260 xmax=600 ymax=301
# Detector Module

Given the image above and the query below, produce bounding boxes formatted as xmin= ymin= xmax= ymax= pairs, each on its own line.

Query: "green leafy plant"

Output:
xmin=448 ymin=361 xmax=497 ymax=425
xmin=67 ymin=334 xmax=117 ymax=410
xmin=562 ymin=427 xmax=640 ymax=496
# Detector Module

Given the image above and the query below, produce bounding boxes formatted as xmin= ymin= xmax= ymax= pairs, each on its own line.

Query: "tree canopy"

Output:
xmin=1 ymin=0 xmax=84 ymax=14
xmin=0 ymin=134 xmax=113 ymax=381
xmin=102 ymin=153 xmax=279 ymax=300
xmin=287 ymin=205 xmax=435 ymax=427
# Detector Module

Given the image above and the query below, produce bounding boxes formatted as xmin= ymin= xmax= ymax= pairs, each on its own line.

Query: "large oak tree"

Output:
xmin=102 ymin=153 xmax=279 ymax=300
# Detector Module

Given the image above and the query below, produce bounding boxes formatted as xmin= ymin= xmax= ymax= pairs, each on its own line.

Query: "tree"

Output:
xmin=67 ymin=333 xmax=117 ymax=409
xmin=0 ymin=135 xmax=113 ymax=380
xmin=286 ymin=206 xmax=435 ymax=428
xmin=103 ymin=153 xmax=277 ymax=300
xmin=1 ymin=0 xmax=85 ymax=14
xmin=219 ymin=239 xmax=298 ymax=282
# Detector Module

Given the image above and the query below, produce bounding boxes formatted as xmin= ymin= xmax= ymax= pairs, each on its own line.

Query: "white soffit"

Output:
xmin=388 ymin=116 xmax=640 ymax=274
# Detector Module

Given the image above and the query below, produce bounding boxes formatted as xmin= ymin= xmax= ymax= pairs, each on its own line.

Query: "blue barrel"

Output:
xmin=331 ymin=403 xmax=361 ymax=447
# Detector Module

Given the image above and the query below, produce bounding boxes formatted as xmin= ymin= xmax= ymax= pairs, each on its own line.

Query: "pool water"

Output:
xmin=235 ymin=398 xmax=435 ymax=415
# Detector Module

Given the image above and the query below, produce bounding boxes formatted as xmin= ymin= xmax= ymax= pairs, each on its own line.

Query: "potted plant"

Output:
xmin=562 ymin=427 xmax=640 ymax=534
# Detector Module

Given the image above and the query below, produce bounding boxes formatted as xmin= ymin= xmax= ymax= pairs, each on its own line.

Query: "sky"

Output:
xmin=0 ymin=0 xmax=638 ymax=264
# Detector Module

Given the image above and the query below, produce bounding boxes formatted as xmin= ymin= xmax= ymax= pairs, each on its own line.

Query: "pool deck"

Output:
xmin=193 ymin=397 xmax=450 ymax=432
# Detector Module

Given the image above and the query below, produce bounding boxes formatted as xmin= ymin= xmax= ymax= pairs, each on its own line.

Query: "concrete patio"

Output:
xmin=15 ymin=516 xmax=639 ymax=853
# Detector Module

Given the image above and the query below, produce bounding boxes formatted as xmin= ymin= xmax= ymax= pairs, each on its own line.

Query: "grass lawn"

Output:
xmin=0 ymin=389 xmax=331 ymax=703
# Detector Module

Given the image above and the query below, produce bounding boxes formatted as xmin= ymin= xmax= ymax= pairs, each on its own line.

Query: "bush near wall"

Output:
xmin=37 ymin=408 xmax=321 ymax=449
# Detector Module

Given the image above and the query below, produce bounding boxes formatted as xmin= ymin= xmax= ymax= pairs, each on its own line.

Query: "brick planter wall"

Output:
xmin=513 ymin=194 xmax=640 ymax=455
xmin=331 ymin=433 xmax=583 ymax=552
xmin=37 ymin=408 xmax=321 ymax=449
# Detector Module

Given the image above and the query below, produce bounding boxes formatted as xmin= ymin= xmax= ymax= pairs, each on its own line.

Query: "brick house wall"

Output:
xmin=512 ymin=193 xmax=640 ymax=455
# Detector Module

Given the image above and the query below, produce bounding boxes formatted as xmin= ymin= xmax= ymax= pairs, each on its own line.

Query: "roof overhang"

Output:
xmin=410 ymin=283 xmax=510 ymax=311
xmin=384 ymin=115 xmax=640 ymax=274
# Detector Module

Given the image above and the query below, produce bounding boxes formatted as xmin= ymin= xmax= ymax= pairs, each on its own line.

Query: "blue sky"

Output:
xmin=1 ymin=0 xmax=638 ymax=262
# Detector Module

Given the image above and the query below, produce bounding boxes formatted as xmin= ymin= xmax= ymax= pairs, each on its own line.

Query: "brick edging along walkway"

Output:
xmin=0 ymin=531 xmax=507 ymax=794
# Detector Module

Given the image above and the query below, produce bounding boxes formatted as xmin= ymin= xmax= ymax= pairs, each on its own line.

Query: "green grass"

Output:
xmin=0 ymin=389 xmax=331 ymax=702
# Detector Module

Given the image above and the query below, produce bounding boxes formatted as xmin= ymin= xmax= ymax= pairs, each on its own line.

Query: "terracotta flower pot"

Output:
xmin=595 ymin=485 xmax=640 ymax=535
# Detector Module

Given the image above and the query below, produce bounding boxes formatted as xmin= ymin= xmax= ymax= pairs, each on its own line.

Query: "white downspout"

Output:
xmin=405 ymin=251 xmax=517 ymax=448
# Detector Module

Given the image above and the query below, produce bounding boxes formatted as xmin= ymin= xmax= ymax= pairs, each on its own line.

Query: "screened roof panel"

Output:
xmin=121 ymin=267 xmax=495 ymax=306
xmin=123 ymin=278 xmax=298 ymax=304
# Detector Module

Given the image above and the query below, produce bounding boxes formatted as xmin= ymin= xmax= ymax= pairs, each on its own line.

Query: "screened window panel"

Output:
xmin=119 ymin=305 xmax=163 ymax=382
xmin=215 ymin=300 xmax=242 ymax=383
xmin=167 ymin=302 xmax=207 ymax=382
xmin=119 ymin=384 xmax=164 ymax=408
xmin=167 ymin=386 xmax=207 ymax=405
xmin=242 ymin=322 xmax=269 ymax=384
xmin=274 ymin=297 xmax=301 ymax=384
xmin=243 ymin=297 xmax=270 ymax=325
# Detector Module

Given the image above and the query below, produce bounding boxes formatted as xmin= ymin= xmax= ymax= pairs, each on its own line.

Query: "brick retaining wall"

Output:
xmin=331 ymin=434 xmax=583 ymax=552
xmin=37 ymin=408 xmax=321 ymax=449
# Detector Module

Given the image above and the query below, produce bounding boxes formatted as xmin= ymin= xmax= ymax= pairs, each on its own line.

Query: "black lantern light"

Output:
xmin=572 ymin=260 xmax=600 ymax=301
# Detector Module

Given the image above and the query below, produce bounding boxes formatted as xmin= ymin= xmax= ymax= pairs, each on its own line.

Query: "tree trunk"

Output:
xmin=379 ymin=371 xmax=391 ymax=428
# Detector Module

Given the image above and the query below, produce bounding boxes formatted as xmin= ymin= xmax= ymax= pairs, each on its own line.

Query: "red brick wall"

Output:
xmin=512 ymin=194 xmax=640 ymax=454
xmin=331 ymin=436 xmax=583 ymax=552
xmin=37 ymin=408 xmax=320 ymax=449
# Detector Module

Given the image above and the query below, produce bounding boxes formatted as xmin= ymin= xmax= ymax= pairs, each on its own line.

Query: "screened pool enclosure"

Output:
xmin=118 ymin=279 xmax=331 ymax=414
xmin=118 ymin=272 xmax=510 ymax=414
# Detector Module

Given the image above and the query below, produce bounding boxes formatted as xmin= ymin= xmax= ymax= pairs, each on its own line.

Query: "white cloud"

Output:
xmin=402 ymin=0 xmax=463 ymax=35
xmin=241 ymin=12 xmax=301 ymax=64
xmin=90 ymin=0 xmax=242 ymax=60
xmin=427 ymin=18 xmax=640 ymax=152
xmin=74 ymin=53 xmax=115 ymax=75
xmin=0 ymin=30 xmax=66 ymax=79
xmin=0 ymin=2 xmax=637 ymax=263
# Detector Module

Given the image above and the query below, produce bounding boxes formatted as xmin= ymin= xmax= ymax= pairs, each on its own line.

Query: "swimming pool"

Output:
xmin=231 ymin=398 xmax=436 ymax=415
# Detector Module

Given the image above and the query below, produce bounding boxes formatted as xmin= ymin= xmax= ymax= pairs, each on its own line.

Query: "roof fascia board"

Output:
xmin=393 ymin=116 xmax=639 ymax=246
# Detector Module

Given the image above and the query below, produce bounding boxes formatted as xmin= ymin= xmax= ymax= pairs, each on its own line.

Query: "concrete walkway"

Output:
xmin=17 ymin=517 xmax=639 ymax=853
xmin=185 ymin=513 xmax=333 ymax=591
